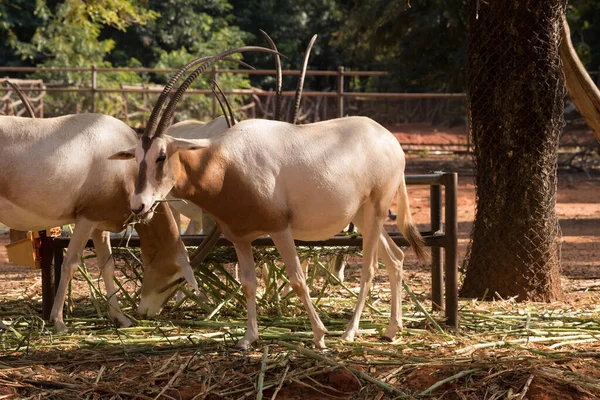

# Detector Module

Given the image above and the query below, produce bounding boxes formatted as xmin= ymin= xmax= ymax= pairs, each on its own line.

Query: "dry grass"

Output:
xmin=1 ymin=246 xmax=600 ymax=400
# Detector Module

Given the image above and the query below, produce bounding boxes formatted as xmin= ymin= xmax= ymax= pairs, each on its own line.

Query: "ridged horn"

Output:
xmin=145 ymin=56 xmax=255 ymax=138
xmin=5 ymin=80 xmax=35 ymax=118
xmin=259 ymin=30 xmax=283 ymax=121
xmin=188 ymin=225 xmax=221 ymax=269
xmin=292 ymin=34 xmax=317 ymax=124
xmin=153 ymin=46 xmax=284 ymax=139
xmin=212 ymin=80 xmax=235 ymax=128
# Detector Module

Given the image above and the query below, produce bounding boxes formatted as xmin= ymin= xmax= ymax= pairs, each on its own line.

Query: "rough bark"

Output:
xmin=460 ymin=0 xmax=565 ymax=301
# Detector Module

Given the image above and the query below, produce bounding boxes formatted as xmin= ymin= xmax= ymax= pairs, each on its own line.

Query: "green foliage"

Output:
xmin=101 ymin=0 xmax=250 ymax=121
xmin=0 ymin=0 xmax=41 ymax=68
xmin=2 ymin=0 xmax=156 ymax=116
xmin=10 ymin=0 xmax=157 ymax=67
xmin=567 ymin=0 xmax=600 ymax=71
xmin=0 ymin=0 xmax=599 ymax=116
xmin=152 ymin=47 xmax=251 ymax=122
xmin=104 ymin=0 xmax=248 ymax=67
xmin=229 ymin=0 xmax=347 ymax=91
xmin=335 ymin=0 xmax=467 ymax=92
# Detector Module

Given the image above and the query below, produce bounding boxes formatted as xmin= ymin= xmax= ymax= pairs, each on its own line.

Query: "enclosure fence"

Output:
xmin=0 ymin=66 xmax=598 ymax=153
xmin=0 ymin=65 xmax=466 ymax=128
xmin=37 ymin=172 xmax=460 ymax=328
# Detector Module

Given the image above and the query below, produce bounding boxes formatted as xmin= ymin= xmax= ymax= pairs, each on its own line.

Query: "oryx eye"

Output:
xmin=156 ymin=154 xmax=166 ymax=163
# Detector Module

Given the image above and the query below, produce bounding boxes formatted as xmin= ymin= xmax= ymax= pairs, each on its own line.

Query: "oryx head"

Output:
xmin=109 ymin=45 xmax=282 ymax=217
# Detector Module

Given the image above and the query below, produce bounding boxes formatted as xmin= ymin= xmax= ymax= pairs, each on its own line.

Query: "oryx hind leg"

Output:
xmin=342 ymin=203 xmax=382 ymax=342
xmin=232 ymin=242 xmax=259 ymax=350
xmin=50 ymin=219 xmax=96 ymax=332
xmin=378 ymin=230 xmax=405 ymax=340
xmin=92 ymin=230 xmax=132 ymax=328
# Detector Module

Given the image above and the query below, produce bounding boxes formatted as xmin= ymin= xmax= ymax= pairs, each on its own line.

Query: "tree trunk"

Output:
xmin=460 ymin=0 xmax=565 ymax=301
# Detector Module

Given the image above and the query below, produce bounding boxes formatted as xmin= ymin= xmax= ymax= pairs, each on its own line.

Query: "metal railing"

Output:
xmin=0 ymin=65 xmax=466 ymax=122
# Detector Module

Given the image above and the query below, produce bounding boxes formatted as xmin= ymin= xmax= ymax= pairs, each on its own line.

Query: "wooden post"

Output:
xmin=443 ymin=173 xmax=459 ymax=328
xmin=430 ymin=184 xmax=443 ymax=311
xmin=39 ymin=231 xmax=54 ymax=320
xmin=337 ymin=66 xmax=344 ymax=118
xmin=91 ymin=65 xmax=97 ymax=113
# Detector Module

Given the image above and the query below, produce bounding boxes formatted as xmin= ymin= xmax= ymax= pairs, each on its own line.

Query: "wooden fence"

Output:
xmin=0 ymin=66 xmax=467 ymax=126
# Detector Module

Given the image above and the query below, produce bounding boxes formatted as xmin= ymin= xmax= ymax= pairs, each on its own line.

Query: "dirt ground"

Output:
xmin=1 ymin=144 xmax=600 ymax=398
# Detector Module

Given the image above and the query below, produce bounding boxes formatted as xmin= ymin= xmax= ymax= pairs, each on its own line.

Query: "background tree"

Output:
xmin=460 ymin=0 xmax=565 ymax=301
xmin=103 ymin=0 xmax=247 ymax=68
xmin=102 ymin=0 xmax=250 ymax=121
xmin=4 ymin=0 xmax=156 ymax=115
xmin=228 ymin=0 xmax=347 ymax=91
xmin=566 ymin=0 xmax=600 ymax=71
xmin=335 ymin=0 xmax=467 ymax=93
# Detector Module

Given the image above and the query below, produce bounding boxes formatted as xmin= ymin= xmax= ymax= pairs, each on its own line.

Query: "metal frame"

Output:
xmin=39 ymin=172 xmax=459 ymax=328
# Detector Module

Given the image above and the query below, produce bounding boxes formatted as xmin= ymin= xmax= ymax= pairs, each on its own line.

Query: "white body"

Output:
xmin=0 ymin=114 xmax=197 ymax=330
xmin=117 ymin=116 xmax=427 ymax=349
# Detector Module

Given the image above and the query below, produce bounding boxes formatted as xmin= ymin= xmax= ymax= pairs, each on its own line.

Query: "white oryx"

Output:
xmin=113 ymin=115 xmax=428 ymax=349
xmin=0 ymin=113 xmax=198 ymax=331
xmin=110 ymin=47 xmax=428 ymax=349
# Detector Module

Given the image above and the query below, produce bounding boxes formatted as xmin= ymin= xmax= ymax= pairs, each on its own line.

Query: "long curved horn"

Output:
xmin=291 ymin=34 xmax=317 ymax=124
xmin=212 ymin=80 xmax=235 ymax=128
xmin=5 ymin=80 xmax=36 ymax=118
xmin=188 ymin=225 xmax=221 ymax=269
xmin=259 ymin=30 xmax=283 ymax=121
xmin=212 ymin=87 xmax=231 ymax=128
xmin=145 ymin=56 xmax=255 ymax=138
xmin=154 ymin=46 xmax=284 ymax=139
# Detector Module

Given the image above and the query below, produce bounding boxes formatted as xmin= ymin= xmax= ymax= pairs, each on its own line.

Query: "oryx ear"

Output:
xmin=171 ymin=138 xmax=211 ymax=152
xmin=108 ymin=147 xmax=136 ymax=160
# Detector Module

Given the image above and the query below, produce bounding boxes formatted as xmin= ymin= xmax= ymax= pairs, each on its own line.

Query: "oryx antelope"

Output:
xmin=112 ymin=43 xmax=427 ymax=349
xmin=112 ymin=56 xmax=428 ymax=348
xmin=113 ymin=115 xmax=428 ymax=349
xmin=0 ymin=113 xmax=198 ymax=331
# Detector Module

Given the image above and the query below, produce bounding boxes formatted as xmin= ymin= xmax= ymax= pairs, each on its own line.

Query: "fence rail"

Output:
xmin=0 ymin=65 xmax=467 ymax=124
xmin=39 ymin=172 xmax=460 ymax=329
xmin=1 ymin=66 xmax=598 ymax=145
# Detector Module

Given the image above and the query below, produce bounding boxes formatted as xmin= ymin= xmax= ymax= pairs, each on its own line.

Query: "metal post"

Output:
xmin=442 ymin=172 xmax=459 ymax=328
xmin=211 ymin=65 xmax=218 ymax=119
xmin=337 ymin=66 xmax=344 ymax=118
xmin=53 ymin=247 xmax=63 ymax=295
xmin=91 ymin=65 xmax=97 ymax=113
xmin=39 ymin=231 xmax=54 ymax=320
xmin=40 ymin=85 xmax=44 ymax=118
xmin=430 ymin=184 xmax=443 ymax=311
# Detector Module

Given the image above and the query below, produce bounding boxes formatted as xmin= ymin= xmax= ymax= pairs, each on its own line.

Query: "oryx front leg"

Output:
xmin=50 ymin=220 xmax=96 ymax=332
xmin=233 ymin=242 xmax=259 ymax=350
xmin=272 ymin=230 xmax=328 ymax=348
xmin=342 ymin=206 xmax=381 ymax=342
xmin=92 ymin=230 xmax=132 ymax=328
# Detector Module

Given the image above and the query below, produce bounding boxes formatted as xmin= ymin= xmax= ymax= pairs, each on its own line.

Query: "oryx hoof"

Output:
xmin=116 ymin=316 xmax=133 ymax=329
xmin=341 ymin=328 xmax=357 ymax=343
xmin=53 ymin=320 xmax=68 ymax=333
xmin=234 ymin=339 xmax=252 ymax=351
